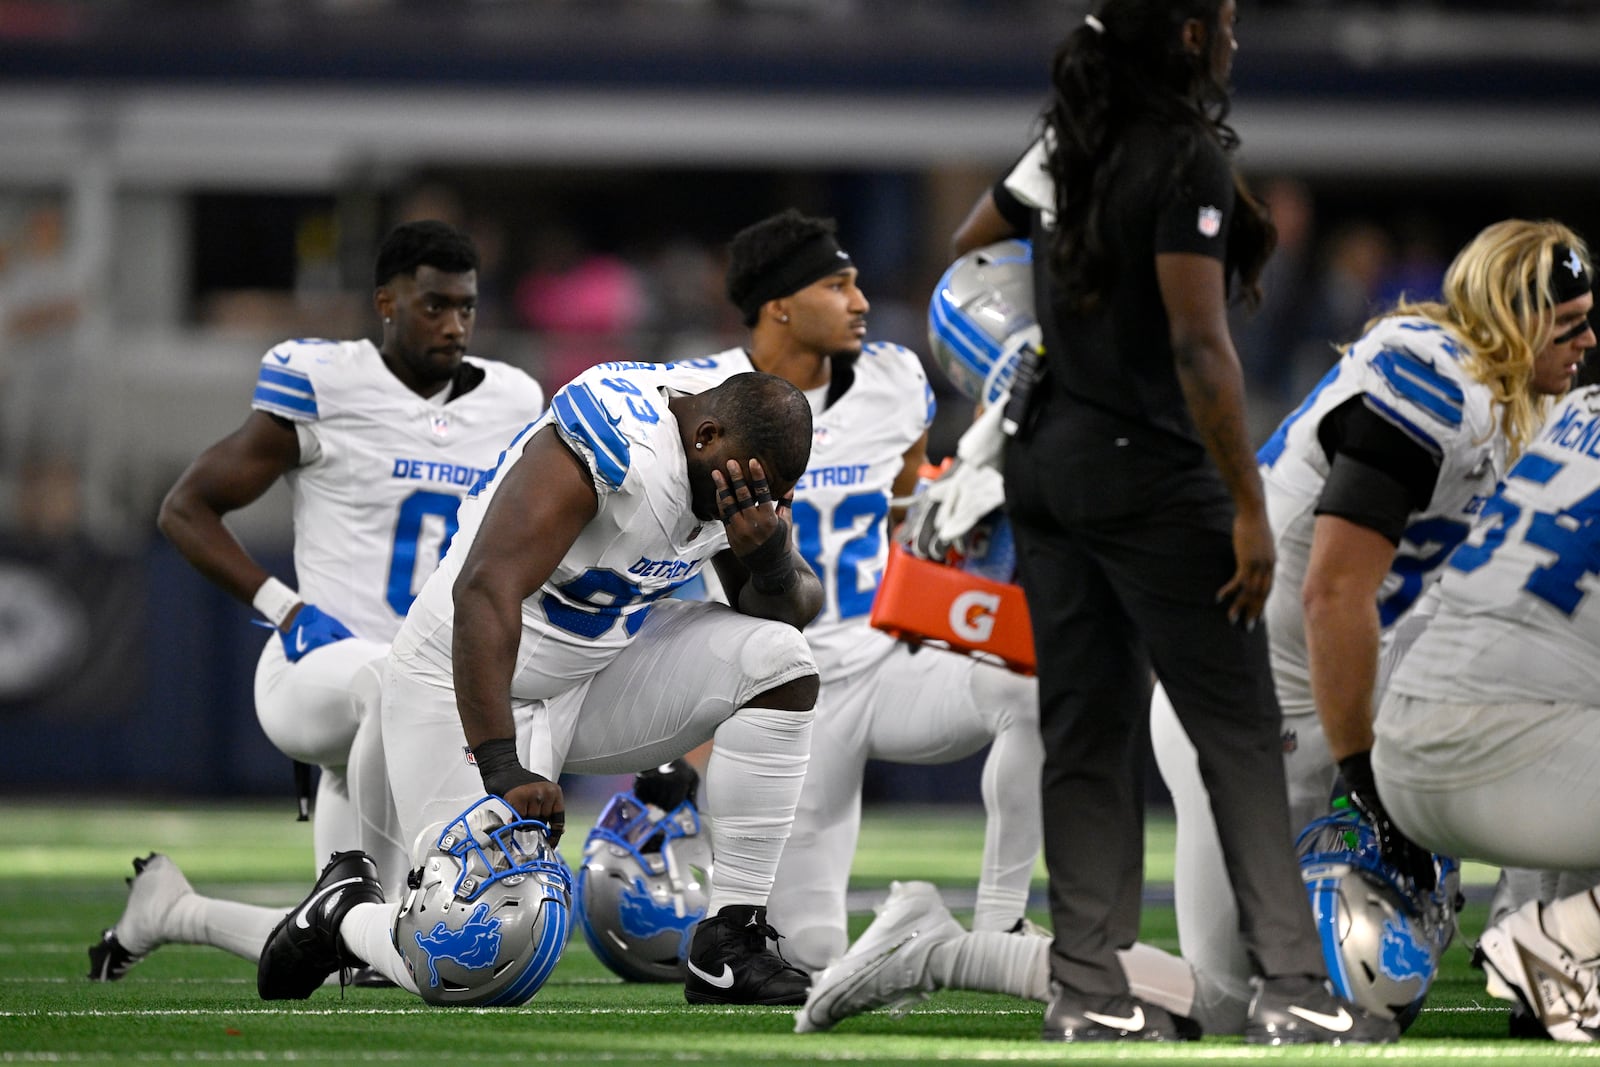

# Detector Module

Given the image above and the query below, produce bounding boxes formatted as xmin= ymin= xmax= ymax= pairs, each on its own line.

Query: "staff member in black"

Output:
xmin=951 ymin=0 xmax=1395 ymax=1045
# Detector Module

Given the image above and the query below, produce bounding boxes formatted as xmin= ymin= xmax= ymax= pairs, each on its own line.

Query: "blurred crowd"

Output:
xmin=0 ymin=175 xmax=1540 ymax=544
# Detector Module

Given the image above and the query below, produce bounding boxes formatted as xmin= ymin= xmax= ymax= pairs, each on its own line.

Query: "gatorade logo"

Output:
xmin=949 ymin=590 xmax=1000 ymax=643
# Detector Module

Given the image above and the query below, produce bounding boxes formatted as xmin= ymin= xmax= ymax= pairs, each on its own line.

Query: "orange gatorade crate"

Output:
xmin=870 ymin=543 xmax=1036 ymax=676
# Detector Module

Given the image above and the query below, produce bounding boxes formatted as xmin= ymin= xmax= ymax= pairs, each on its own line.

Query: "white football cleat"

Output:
xmin=794 ymin=880 xmax=964 ymax=1034
xmin=1477 ymin=900 xmax=1600 ymax=1042
xmin=87 ymin=853 xmax=194 ymax=981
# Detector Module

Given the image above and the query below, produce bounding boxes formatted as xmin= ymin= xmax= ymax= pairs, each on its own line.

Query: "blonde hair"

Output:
xmin=1366 ymin=219 xmax=1591 ymax=460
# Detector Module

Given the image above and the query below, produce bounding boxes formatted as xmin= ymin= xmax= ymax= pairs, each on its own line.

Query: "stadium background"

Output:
xmin=0 ymin=0 xmax=1595 ymax=810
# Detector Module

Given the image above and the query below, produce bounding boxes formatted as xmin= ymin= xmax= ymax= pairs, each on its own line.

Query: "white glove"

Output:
xmin=897 ymin=397 xmax=1011 ymax=561
xmin=898 ymin=463 xmax=1008 ymax=562
xmin=954 ymin=395 xmax=1008 ymax=470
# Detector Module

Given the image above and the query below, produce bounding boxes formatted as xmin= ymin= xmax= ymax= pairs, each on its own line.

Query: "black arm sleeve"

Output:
xmin=1313 ymin=396 xmax=1442 ymax=544
xmin=991 ymin=178 xmax=1033 ymax=233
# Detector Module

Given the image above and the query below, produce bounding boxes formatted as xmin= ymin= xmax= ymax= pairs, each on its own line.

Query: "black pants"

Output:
xmin=1004 ymin=419 xmax=1325 ymax=996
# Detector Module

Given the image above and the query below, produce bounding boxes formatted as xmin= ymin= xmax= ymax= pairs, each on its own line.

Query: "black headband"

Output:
xmin=736 ymin=232 xmax=854 ymax=322
xmin=1550 ymin=244 xmax=1591 ymax=305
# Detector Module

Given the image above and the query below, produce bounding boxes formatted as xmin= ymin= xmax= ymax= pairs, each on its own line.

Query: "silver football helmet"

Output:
xmin=576 ymin=789 xmax=713 ymax=983
xmin=394 ymin=795 xmax=573 ymax=1007
xmin=928 ymin=238 xmax=1040 ymax=407
xmin=1296 ymin=809 xmax=1459 ymax=1030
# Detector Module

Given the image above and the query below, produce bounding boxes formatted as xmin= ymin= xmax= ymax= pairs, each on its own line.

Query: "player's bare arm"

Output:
xmin=709 ymin=458 xmax=823 ymax=629
xmin=1301 ymin=514 xmax=1395 ymax=761
xmin=452 ymin=424 xmax=597 ymax=833
xmin=951 ymin=191 xmax=1019 ymax=259
xmin=888 ymin=430 xmax=929 ymax=528
xmin=1158 ymin=250 xmax=1274 ymax=626
xmin=157 ymin=410 xmax=301 ymax=614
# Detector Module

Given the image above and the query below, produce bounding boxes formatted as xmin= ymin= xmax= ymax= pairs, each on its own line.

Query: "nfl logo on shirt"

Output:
xmin=1197 ymin=206 xmax=1222 ymax=238
xmin=431 ymin=413 xmax=452 ymax=438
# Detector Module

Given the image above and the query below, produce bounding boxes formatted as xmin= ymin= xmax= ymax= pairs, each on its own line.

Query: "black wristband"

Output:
xmin=1337 ymin=750 xmax=1377 ymax=799
xmin=742 ymin=525 xmax=798 ymax=596
xmin=471 ymin=737 xmax=551 ymax=799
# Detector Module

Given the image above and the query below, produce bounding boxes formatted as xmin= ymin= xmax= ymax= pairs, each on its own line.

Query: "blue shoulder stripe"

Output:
xmin=552 ymin=384 xmax=630 ymax=490
xmin=1372 ymin=347 xmax=1464 ymax=428
xmin=1364 ymin=395 xmax=1444 ymax=459
xmin=252 ymin=365 xmax=318 ymax=418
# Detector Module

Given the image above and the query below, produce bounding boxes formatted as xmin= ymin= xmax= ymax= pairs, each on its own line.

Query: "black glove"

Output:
xmin=1338 ymin=750 xmax=1436 ymax=893
xmin=633 ymin=759 xmax=700 ymax=811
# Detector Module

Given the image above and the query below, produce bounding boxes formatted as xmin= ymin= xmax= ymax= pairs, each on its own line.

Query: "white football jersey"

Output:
xmin=420 ymin=360 xmax=731 ymax=681
xmin=250 ymin=338 xmax=544 ymax=643
xmin=1258 ymin=315 xmax=1503 ymax=643
xmin=1390 ymin=386 xmax=1600 ymax=704
xmin=679 ymin=344 xmax=935 ymax=679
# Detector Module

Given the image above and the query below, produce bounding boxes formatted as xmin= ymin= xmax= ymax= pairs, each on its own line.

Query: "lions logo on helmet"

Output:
xmin=1295 ymin=808 xmax=1459 ymax=1030
xmin=576 ymin=789 xmax=713 ymax=983
xmin=394 ymin=795 xmax=573 ymax=1007
xmin=928 ymin=239 xmax=1040 ymax=408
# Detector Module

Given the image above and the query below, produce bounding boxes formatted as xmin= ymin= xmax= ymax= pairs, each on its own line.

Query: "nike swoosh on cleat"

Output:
xmin=686 ymin=960 xmax=736 ymax=989
xmin=295 ymin=630 xmax=309 ymax=654
xmin=1082 ymin=1006 xmax=1145 ymax=1031
xmin=292 ymin=878 xmax=364 ymax=930
xmin=1286 ymin=1005 xmax=1354 ymax=1032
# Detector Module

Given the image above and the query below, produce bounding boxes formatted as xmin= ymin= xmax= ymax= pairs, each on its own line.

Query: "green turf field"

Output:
xmin=2 ymin=800 xmax=1595 ymax=1065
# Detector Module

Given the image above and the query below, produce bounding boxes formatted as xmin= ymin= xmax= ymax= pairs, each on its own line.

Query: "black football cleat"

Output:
xmin=685 ymin=904 xmax=810 ymax=1006
xmin=257 ymin=850 xmax=384 ymax=1000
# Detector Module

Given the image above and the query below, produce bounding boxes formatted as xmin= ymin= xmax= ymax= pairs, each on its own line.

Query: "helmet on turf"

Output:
xmin=576 ymin=789 xmax=713 ymax=983
xmin=1295 ymin=808 xmax=1459 ymax=1030
xmin=928 ymin=239 xmax=1040 ymax=408
xmin=394 ymin=795 xmax=573 ymax=1007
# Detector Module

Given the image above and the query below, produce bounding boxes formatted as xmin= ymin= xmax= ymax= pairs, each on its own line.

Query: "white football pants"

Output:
xmin=766 ymin=642 xmax=1042 ymax=971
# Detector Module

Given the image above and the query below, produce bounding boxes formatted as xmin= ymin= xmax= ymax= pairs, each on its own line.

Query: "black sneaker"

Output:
xmin=257 ymin=851 xmax=384 ymax=1000
xmin=1042 ymin=981 xmax=1193 ymax=1042
xmin=1245 ymin=975 xmax=1399 ymax=1045
xmin=684 ymin=904 xmax=810 ymax=1005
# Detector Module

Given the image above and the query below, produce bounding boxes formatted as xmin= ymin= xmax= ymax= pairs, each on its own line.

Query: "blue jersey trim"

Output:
xmin=1365 ymin=395 xmax=1444 ymax=459
xmin=258 ymin=365 xmax=315 ymax=393
xmin=252 ymin=365 xmax=318 ymax=418
xmin=1372 ymin=348 xmax=1464 ymax=428
xmin=252 ymin=387 xmax=317 ymax=417
xmin=553 ymin=384 xmax=630 ymax=490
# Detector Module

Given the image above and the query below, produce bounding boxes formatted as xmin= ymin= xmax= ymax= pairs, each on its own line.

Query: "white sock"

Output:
xmin=928 ymin=930 xmax=1050 ymax=1000
xmin=313 ymin=765 xmax=359 ymax=868
xmin=1542 ymin=890 xmax=1600 ymax=959
xmin=164 ymin=895 xmax=284 ymax=964
xmin=923 ymin=933 xmax=1204 ymax=1024
xmin=339 ymin=901 xmax=418 ymax=994
xmin=702 ymin=705 xmax=812 ymax=913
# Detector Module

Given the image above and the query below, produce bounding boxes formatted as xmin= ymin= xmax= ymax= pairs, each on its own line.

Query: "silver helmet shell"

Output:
xmin=928 ymin=238 xmax=1040 ymax=408
xmin=394 ymin=795 xmax=573 ymax=1007
xmin=1296 ymin=809 xmax=1458 ymax=1030
xmin=576 ymin=790 xmax=713 ymax=983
